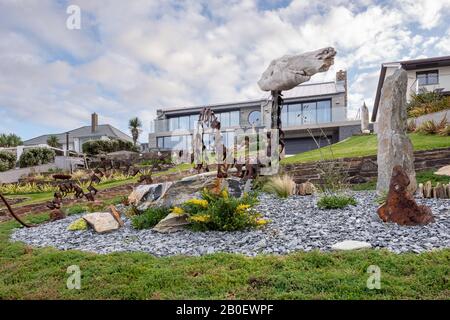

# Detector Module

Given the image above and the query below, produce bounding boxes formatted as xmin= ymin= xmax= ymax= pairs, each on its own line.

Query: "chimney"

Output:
xmin=336 ymin=70 xmax=348 ymax=107
xmin=91 ymin=113 xmax=98 ymax=133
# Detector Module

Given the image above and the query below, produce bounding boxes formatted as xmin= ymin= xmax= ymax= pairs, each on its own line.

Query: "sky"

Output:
xmin=1 ymin=0 xmax=450 ymax=142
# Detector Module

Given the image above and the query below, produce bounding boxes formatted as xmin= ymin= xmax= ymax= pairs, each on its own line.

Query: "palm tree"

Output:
xmin=0 ymin=133 xmax=22 ymax=147
xmin=46 ymin=135 xmax=60 ymax=148
xmin=128 ymin=117 xmax=142 ymax=146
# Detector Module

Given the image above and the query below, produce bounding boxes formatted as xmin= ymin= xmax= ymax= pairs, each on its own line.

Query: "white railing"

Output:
xmin=410 ymin=73 xmax=450 ymax=95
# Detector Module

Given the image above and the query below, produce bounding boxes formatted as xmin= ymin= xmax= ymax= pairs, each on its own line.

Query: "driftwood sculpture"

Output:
xmin=258 ymin=47 xmax=336 ymax=160
xmin=377 ymin=165 xmax=434 ymax=226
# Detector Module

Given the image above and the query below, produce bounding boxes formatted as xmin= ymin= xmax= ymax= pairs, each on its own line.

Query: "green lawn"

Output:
xmin=282 ymin=133 xmax=450 ymax=164
xmin=0 ymin=212 xmax=449 ymax=299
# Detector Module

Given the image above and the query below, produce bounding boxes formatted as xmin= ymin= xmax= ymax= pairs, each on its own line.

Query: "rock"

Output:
xmin=153 ymin=213 xmax=190 ymax=233
xmin=257 ymin=47 xmax=336 ymax=91
xmin=128 ymin=183 xmax=164 ymax=206
xmin=424 ymin=180 xmax=432 ymax=198
xmin=83 ymin=212 xmax=120 ymax=233
xmin=376 ymin=69 xmax=416 ymax=194
xmin=433 ymin=183 xmax=446 ymax=199
xmin=361 ymin=102 xmax=370 ymax=132
xmin=377 ymin=165 xmax=434 ymax=226
xmin=435 ymin=165 xmax=450 ymax=176
xmin=331 ymin=240 xmax=372 ymax=251
xmin=49 ymin=209 xmax=65 ymax=221
xmin=346 ymin=175 xmax=369 ymax=184
xmin=417 ymin=183 xmax=424 ymax=198
xmin=109 ymin=205 xmax=125 ymax=227
xmin=297 ymin=181 xmax=317 ymax=196
xmin=446 ymin=184 xmax=450 ymax=199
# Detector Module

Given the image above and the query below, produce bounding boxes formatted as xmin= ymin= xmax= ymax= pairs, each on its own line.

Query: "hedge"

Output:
xmin=0 ymin=151 xmax=17 ymax=172
xmin=19 ymin=148 xmax=55 ymax=168
xmin=82 ymin=139 xmax=137 ymax=155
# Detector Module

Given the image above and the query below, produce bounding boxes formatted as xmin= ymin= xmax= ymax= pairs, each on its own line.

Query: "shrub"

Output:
xmin=183 ymin=188 xmax=266 ymax=232
xmin=317 ymin=194 xmax=357 ymax=209
xmin=407 ymin=91 xmax=450 ymax=117
xmin=261 ymin=175 xmax=296 ymax=198
xmin=82 ymin=139 xmax=137 ymax=155
xmin=406 ymin=119 xmax=416 ymax=133
xmin=0 ymin=151 xmax=17 ymax=172
xmin=439 ymin=125 xmax=450 ymax=136
xmin=0 ymin=182 xmax=58 ymax=195
xmin=416 ymin=120 xmax=438 ymax=134
xmin=131 ymin=206 xmax=171 ymax=230
xmin=19 ymin=147 xmax=55 ymax=168
xmin=67 ymin=218 xmax=88 ymax=231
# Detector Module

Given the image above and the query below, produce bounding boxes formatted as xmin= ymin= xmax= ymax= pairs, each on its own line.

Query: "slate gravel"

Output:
xmin=10 ymin=191 xmax=450 ymax=256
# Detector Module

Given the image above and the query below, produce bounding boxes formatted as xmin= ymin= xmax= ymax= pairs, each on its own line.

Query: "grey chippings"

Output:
xmin=10 ymin=191 xmax=450 ymax=256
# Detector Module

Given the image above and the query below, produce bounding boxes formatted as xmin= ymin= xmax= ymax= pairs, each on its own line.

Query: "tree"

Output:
xmin=46 ymin=135 xmax=61 ymax=148
xmin=0 ymin=133 xmax=23 ymax=147
xmin=128 ymin=117 xmax=142 ymax=146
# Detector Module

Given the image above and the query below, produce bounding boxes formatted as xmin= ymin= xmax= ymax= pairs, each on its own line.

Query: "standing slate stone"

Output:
xmin=377 ymin=69 xmax=417 ymax=194
xmin=361 ymin=102 xmax=370 ymax=133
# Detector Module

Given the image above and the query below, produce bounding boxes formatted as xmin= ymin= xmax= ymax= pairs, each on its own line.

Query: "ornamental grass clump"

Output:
xmin=182 ymin=188 xmax=267 ymax=232
xmin=261 ymin=175 xmax=296 ymax=198
xmin=317 ymin=194 xmax=357 ymax=210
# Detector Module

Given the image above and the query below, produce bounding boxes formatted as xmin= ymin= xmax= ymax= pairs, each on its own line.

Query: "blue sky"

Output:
xmin=1 ymin=0 xmax=450 ymax=142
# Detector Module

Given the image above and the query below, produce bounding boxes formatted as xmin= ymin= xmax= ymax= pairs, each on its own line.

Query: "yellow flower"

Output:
xmin=222 ymin=189 xmax=229 ymax=199
xmin=185 ymin=198 xmax=208 ymax=208
xmin=190 ymin=214 xmax=211 ymax=223
xmin=171 ymin=207 xmax=185 ymax=215
xmin=256 ymin=218 xmax=269 ymax=226
xmin=236 ymin=204 xmax=250 ymax=213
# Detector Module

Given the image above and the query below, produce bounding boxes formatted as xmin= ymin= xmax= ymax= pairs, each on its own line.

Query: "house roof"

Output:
xmin=23 ymin=124 xmax=133 ymax=146
xmin=158 ymin=81 xmax=345 ymax=116
xmin=371 ymin=55 xmax=450 ymax=122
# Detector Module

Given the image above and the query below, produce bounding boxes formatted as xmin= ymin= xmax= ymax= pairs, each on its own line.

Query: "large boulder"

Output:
xmin=257 ymin=47 xmax=336 ymax=91
xmin=133 ymin=174 xmax=247 ymax=210
xmin=377 ymin=165 xmax=433 ymax=226
xmin=83 ymin=212 xmax=120 ymax=233
xmin=153 ymin=213 xmax=190 ymax=233
xmin=376 ymin=69 xmax=416 ymax=194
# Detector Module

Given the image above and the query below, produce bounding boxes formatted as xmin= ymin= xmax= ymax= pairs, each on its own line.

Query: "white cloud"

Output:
xmin=1 ymin=0 xmax=450 ymax=140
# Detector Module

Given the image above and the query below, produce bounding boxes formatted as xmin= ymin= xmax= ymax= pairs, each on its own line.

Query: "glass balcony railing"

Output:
xmin=150 ymin=107 xmax=357 ymax=133
xmin=410 ymin=74 xmax=450 ymax=96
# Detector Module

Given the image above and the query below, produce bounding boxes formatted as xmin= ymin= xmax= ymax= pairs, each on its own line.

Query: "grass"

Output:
xmin=282 ymin=133 xmax=450 ymax=164
xmin=351 ymin=169 xmax=450 ymax=191
xmin=0 ymin=212 xmax=449 ymax=299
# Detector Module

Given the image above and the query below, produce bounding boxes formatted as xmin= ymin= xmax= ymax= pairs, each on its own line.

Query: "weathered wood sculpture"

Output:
xmin=258 ymin=47 xmax=336 ymax=159
xmin=377 ymin=165 xmax=434 ymax=226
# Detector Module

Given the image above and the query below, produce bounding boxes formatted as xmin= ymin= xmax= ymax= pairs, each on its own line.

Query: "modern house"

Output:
xmin=372 ymin=55 xmax=450 ymax=122
xmin=149 ymin=71 xmax=362 ymax=155
xmin=23 ymin=113 xmax=134 ymax=154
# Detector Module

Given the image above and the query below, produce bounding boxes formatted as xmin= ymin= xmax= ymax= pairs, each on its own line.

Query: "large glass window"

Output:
xmin=281 ymin=100 xmax=332 ymax=127
xmin=179 ymin=116 xmax=190 ymax=130
xmin=417 ymin=70 xmax=439 ymax=86
xmin=158 ymin=135 xmax=192 ymax=150
xmin=288 ymin=103 xmax=302 ymax=126
xmin=216 ymin=111 xmax=240 ymax=127
xmin=230 ymin=111 xmax=240 ymax=126
xmin=169 ymin=117 xmax=179 ymax=131
xmin=302 ymin=102 xmax=316 ymax=124
xmin=317 ymin=100 xmax=331 ymax=123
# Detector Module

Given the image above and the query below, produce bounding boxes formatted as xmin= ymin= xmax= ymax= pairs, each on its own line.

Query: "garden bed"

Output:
xmin=10 ymin=191 xmax=450 ymax=256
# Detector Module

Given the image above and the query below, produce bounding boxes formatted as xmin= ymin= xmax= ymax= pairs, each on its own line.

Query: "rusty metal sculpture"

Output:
xmin=378 ymin=165 xmax=434 ymax=225
xmin=0 ymin=193 xmax=35 ymax=227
